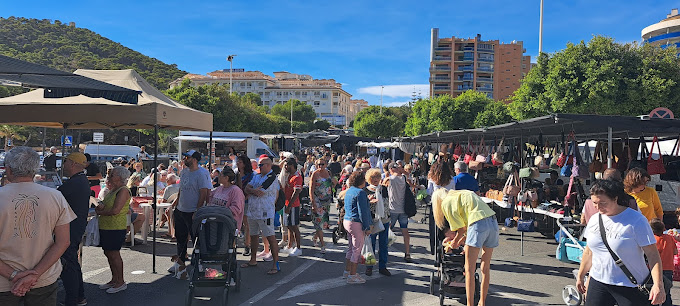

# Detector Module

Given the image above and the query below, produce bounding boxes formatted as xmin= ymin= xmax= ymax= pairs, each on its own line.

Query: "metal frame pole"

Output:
xmin=539 ymin=0 xmax=544 ymax=54
xmin=607 ymin=127 xmax=613 ymax=168
xmin=152 ymin=125 xmax=158 ymax=273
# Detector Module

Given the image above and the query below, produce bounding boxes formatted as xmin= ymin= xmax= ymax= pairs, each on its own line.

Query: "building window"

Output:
xmin=314 ymin=101 xmax=320 ymax=106
xmin=321 ymin=93 xmax=328 ymax=99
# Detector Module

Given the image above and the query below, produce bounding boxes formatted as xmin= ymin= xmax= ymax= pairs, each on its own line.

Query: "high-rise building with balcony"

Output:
xmin=642 ymin=8 xmax=680 ymax=51
xmin=170 ymin=70 xmax=366 ymax=125
xmin=429 ymin=28 xmax=531 ymax=101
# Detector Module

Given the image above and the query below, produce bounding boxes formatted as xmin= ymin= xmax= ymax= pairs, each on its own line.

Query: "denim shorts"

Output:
xmin=390 ymin=213 xmax=409 ymax=229
xmin=466 ymin=216 xmax=499 ymax=248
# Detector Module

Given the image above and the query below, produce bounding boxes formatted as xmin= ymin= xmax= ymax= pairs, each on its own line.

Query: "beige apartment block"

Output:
xmin=170 ymin=70 xmax=366 ymax=126
xmin=429 ymin=28 xmax=531 ymax=101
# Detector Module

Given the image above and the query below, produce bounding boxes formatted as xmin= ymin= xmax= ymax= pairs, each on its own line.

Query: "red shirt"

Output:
xmin=655 ymin=234 xmax=676 ymax=271
xmin=285 ymin=172 xmax=303 ymax=208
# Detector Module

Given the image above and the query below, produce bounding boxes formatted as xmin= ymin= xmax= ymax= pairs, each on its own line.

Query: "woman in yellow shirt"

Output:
xmin=624 ymin=168 xmax=663 ymax=221
xmin=432 ymin=189 xmax=498 ymax=306
xmin=95 ymin=166 xmax=131 ymax=294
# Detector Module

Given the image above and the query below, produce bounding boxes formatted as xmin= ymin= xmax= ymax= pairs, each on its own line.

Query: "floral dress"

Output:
xmin=312 ymin=177 xmax=333 ymax=230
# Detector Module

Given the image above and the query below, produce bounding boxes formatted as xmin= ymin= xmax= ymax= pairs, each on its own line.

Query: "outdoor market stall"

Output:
xmin=0 ymin=68 xmax=213 ymax=272
xmin=399 ymin=113 xmax=680 ymax=253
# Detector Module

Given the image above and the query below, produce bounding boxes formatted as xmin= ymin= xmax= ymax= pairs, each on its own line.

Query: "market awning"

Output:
xmin=400 ymin=114 xmax=680 ymax=143
xmin=0 ymin=55 xmax=140 ymax=103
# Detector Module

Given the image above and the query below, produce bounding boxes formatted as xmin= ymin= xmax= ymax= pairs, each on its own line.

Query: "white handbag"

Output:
xmin=84 ymin=216 xmax=100 ymax=247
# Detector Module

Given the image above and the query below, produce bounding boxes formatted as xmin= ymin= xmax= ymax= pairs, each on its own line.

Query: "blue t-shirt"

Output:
xmin=453 ymin=173 xmax=479 ymax=192
xmin=177 ymin=167 xmax=213 ymax=213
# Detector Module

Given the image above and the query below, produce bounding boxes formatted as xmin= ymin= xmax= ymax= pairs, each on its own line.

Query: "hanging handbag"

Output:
xmin=564 ymin=176 xmax=577 ymax=207
xmin=493 ymin=137 xmax=505 ymax=165
xmin=503 ymin=172 xmax=521 ymax=197
xmin=661 ymin=135 xmax=680 ymax=181
xmin=560 ymin=141 xmax=574 ymax=177
xmin=550 ymin=143 xmax=561 ymax=169
xmin=598 ymin=214 xmax=673 ymax=297
xmin=503 ymin=161 xmax=515 ymax=173
xmin=572 ymin=140 xmax=590 ymax=179
xmin=556 ymin=138 xmax=568 ymax=167
xmin=475 ymin=137 xmax=487 ymax=163
xmin=629 ymin=136 xmax=647 ymax=170
xmin=647 ymin=135 xmax=666 ymax=175
xmin=589 ymin=141 xmax=605 ymax=173
xmin=519 ymin=166 xmax=539 ymax=179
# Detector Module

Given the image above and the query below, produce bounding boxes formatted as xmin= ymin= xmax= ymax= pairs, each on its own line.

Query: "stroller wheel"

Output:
xmin=562 ymin=285 xmax=582 ymax=306
xmin=185 ymin=289 xmax=194 ymax=306
xmin=332 ymin=229 xmax=338 ymax=245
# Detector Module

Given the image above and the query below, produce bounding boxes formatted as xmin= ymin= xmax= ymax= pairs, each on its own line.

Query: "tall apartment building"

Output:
xmin=429 ymin=28 xmax=531 ymax=101
xmin=169 ymin=70 xmax=365 ymax=125
xmin=642 ymin=8 xmax=680 ymax=51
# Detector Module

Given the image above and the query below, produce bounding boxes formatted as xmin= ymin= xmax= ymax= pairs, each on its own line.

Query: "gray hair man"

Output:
xmin=453 ymin=161 xmax=479 ymax=193
xmin=386 ymin=162 xmax=412 ymax=263
xmin=0 ymin=147 xmax=75 ymax=304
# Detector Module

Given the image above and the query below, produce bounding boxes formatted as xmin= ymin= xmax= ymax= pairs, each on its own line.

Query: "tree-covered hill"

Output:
xmin=0 ymin=17 xmax=186 ymax=90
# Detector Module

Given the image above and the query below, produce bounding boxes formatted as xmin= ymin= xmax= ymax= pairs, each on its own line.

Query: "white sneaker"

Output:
xmin=263 ymin=252 xmax=273 ymax=262
xmin=291 ymin=248 xmax=302 ymax=256
xmin=280 ymin=247 xmax=292 ymax=255
xmin=342 ymin=271 xmax=350 ymax=279
xmin=278 ymin=240 xmax=287 ymax=248
xmin=98 ymin=283 xmax=114 ymax=290
xmin=256 ymin=251 xmax=270 ymax=259
xmin=167 ymin=262 xmax=179 ymax=273
xmin=105 ymin=283 xmax=127 ymax=294
xmin=347 ymin=274 xmax=366 ymax=284
xmin=320 ymin=246 xmax=326 ymax=254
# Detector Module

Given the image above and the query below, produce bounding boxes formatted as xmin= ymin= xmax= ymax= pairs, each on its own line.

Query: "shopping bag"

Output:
xmin=387 ymin=228 xmax=397 ymax=246
xmin=360 ymin=238 xmax=377 ymax=265
xmin=504 ymin=217 xmax=516 ymax=228
xmin=647 ymin=135 xmax=666 ymax=175
xmin=517 ymin=219 xmax=536 ymax=232
xmin=371 ymin=218 xmax=385 ymax=234
xmin=84 ymin=216 xmax=100 ymax=247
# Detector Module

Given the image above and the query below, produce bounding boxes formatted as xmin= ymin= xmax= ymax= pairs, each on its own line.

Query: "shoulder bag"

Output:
xmin=661 ymin=135 xmax=680 ymax=181
xmin=517 ymin=201 xmax=537 ymax=232
xmin=572 ymin=140 xmax=590 ymax=179
xmin=647 ymin=135 xmax=666 ymax=175
xmin=503 ymin=172 xmax=521 ymax=198
xmin=403 ymin=176 xmax=417 ymax=218
xmin=598 ymin=214 xmax=672 ymax=297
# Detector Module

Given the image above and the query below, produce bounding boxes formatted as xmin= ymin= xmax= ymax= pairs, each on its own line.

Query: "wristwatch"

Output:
xmin=8 ymin=270 xmax=18 ymax=281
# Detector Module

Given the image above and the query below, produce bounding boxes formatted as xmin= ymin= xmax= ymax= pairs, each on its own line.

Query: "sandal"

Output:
xmin=267 ymin=262 xmax=280 ymax=275
xmin=240 ymin=262 xmax=257 ymax=268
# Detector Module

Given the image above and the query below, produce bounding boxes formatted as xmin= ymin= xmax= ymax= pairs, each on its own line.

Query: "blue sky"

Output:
xmin=1 ymin=0 xmax=676 ymax=106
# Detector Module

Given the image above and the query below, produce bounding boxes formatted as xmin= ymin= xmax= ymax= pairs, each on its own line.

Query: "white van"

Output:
xmin=83 ymin=144 xmax=142 ymax=162
xmin=174 ymin=131 xmax=277 ymax=166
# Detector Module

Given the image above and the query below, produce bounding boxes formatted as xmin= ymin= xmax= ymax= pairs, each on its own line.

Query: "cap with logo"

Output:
xmin=182 ymin=149 xmax=202 ymax=161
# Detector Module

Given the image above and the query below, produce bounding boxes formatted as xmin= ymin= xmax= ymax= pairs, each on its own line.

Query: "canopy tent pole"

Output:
xmin=209 ymin=132 xmax=213 ymax=171
xmin=607 ymin=127 xmax=613 ymax=168
xmin=41 ymin=127 xmax=46 ymax=161
xmin=520 ymin=129 xmax=524 ymax=256
xmin=61 ymin=124 xmax=67 ymax=178
xmin=152 ymin=124 xmax=158 ymax=274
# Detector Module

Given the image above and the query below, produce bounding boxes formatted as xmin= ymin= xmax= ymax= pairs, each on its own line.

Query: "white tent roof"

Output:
xmin=0 ymin=69 xmax=213 ymax=131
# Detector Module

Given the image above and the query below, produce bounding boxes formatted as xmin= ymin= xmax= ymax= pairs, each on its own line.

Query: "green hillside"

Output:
xmin=0 ymin=17 xmax=186 ymax=90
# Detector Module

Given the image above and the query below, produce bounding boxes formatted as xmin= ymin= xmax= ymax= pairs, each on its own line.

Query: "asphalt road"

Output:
xmin=71 ymin=202 xmax=680 ymax=306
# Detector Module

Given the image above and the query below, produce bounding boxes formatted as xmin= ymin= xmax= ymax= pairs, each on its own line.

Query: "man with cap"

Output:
xmin=169 ymin=150 xmax=212 ymax=271
xmin=58 ymin=152 xmax=91 ymax=306
xmin=43 ymin=146 xmax=59 ymax=172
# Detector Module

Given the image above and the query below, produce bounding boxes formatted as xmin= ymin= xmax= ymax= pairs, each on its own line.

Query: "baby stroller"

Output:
xmin=429 ymin=229 xmax=480 ymax=306
xmin=332 ymin=200 xmax=347 ymax=244
xmin=299 ymin=186 xmax=313 ymax=222
xmin=186 ymin=206 xmax=241 ymax=306
xmin=555 ymin=217 xmax=587 ymax=306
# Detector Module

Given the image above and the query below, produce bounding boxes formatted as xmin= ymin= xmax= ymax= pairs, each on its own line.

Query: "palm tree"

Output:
xmin=0 ymin=125 xmax=27 ymax=151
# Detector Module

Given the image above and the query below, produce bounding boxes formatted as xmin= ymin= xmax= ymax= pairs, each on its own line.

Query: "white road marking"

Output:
xmin=238 ymin=254 xmax=320 ymax=306
xmin=82 ymin=267 xmax=110 ymax=281
xmin=277 ymin=262 xmax=419 ymax=300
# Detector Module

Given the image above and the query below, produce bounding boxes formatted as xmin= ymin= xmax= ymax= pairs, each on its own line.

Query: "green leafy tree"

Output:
xmin=353 ymin=106 xmax=403 ymax=138
xmin=313 ymin=120 xmax=331 ymax=131
xmin=404 ymin=91 xmax=495 ymax=136
xmin=270 ymin=99 xmax=317 ymax=123
xmin=0 ymin=125 xmax=28 ymax=150
xmin=474 ymin=101 xmax=514 ymax=128
xmin=509 ymin=36 xmax=680 ymax=120
xmin=0 ymin=17 xmax=186 ymax=89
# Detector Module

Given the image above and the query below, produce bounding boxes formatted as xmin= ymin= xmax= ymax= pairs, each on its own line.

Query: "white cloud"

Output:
xmin=358 ymin=84 xmax=429 ymax=98
xmin=381 ymin=101 xmax=409 ymax=107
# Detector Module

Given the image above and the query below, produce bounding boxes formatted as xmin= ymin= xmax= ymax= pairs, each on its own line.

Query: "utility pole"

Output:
xmin=227 ymin=54 xmax=237 ymax=95
xmin=290 ymin=94 xmax=294 ymax=134
xmin=538 ymin=0 xmax=544 ymax=54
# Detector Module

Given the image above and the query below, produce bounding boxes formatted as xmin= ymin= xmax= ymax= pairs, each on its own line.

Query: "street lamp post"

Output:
xmin=380 ymin=85 xmax=384 ymax=115
xmin=290 ymin=93 xmax=294 ymax=134
xmin=227 ymin=54 xmax=237 ymax=95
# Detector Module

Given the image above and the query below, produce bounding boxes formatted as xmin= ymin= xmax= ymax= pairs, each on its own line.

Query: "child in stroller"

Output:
xmin=185 ymin=206 xmax=241 ymax=306
xmin=332 ymin=189 xmax=348 ymax=244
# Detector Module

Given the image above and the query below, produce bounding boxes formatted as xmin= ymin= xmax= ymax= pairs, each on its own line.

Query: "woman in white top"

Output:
xmin=576 ymin=179 xmax=665 ymax=306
